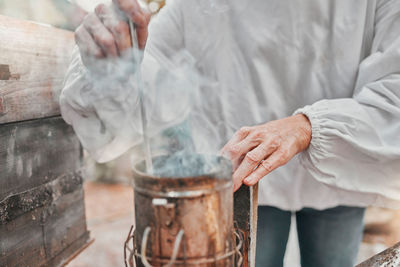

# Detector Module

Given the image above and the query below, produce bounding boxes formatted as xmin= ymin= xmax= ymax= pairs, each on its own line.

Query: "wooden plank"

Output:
xmin=0 ymin=115 xmax=89 ymax=266
xmin=0 ymin=173 xmax=90 ymax=267
xmin=357 ymin=241 xmax=400 ymax=267
xmin=42 ymin=184 xmax=87 ymax=260
xmin=0 ymin=116 xmax=81 ymax=201
xmin=0 ymin=206 xmax=47 ymax=266
xmin=0 ymin=171 xmax=83 ymax=224
xmin=0 ymin=15 xmax=75 ymax=124
xmin=47 ymin=232 xmax=92 ymax=267
xmin=234 ymin=184 xmax=258 ymax=267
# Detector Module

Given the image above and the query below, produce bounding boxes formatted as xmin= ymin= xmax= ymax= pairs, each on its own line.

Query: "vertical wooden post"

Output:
xmin=234 ymin=184 xmax=258 ymax=267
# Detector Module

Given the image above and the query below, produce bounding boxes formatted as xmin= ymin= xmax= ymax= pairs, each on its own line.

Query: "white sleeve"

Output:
xmin=60 ymin=2 xmax=187 ymax=163
xmin=60 ymin=46 xmax=143 ymax=163
xmin=295 ymin=0 xmax=400 ymax=201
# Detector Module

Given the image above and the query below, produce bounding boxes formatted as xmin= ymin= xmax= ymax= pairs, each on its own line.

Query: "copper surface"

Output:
xmin=131 ymin=155 xmax=234 ymax=266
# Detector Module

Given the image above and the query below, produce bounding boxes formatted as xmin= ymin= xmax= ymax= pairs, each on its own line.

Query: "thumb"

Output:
xmin=112 ymin=0 xmax=151 ymax=49
xmin=136 ymin=10 xmax=151 ymax=49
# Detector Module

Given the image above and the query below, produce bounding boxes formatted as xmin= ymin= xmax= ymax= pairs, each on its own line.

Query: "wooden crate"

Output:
xmin=0 ymin=15 xmax=90 ymax=267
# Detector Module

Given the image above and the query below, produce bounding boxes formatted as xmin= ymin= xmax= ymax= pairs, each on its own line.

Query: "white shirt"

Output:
xmin=60 ymin=0 xmax=400 ymax=211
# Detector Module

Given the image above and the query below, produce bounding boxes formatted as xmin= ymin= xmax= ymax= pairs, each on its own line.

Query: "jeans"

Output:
xmin=255 ymin=205 xmax=366 ymax=267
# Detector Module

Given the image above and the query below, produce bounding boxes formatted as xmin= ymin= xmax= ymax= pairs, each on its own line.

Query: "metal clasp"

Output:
xmin=152 ymin=198 xmax=176 ymax=227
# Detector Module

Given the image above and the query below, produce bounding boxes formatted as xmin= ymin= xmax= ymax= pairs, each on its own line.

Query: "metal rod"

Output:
xmin=129 ymin=20 xmax=153 ymax=174
xmin=140 ymin=227 xmax=153 ymax=267
xmin=165 ymin=229 xmax=185 ymax=267
xmin=135 ymin=227 xmax=241 ymax=266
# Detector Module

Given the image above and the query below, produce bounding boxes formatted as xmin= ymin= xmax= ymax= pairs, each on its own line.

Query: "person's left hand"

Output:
xmin=221 ymin=114 xmax=312 ymax=191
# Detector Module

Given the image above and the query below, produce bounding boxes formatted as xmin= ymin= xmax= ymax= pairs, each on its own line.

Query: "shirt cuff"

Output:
xmin=293 ymin=105 xmax=323 ymax=153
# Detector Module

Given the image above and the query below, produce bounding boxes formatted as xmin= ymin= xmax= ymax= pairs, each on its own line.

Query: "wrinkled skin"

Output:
xmin=221 ymin=114 xmax=312 ymax=192
xmin=74 ymin=0 xmax=151 ymax=68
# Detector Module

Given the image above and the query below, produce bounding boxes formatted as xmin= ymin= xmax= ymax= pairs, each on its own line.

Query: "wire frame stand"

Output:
xmin=124 ymin=224 xmax=244 ymax=267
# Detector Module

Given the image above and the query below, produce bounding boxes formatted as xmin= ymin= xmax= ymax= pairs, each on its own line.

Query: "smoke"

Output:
xmin=82 ymin=43 xmax=223 ymax=176
xmin=151 ymin=153 xmax=226 ymax=178
xmin=60 ymin=0 xmax=253 ymax=177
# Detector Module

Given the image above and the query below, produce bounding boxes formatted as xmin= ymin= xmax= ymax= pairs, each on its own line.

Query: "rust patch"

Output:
xmin=0 ymin=64 xmax=11 ymax=80
xmin=0 ymin=64 xmax=20 ymax=80
xmin=0 ymin=97 xmax=4 ymax=115
xmin=10 ymin=73 xmax=20 ymax=80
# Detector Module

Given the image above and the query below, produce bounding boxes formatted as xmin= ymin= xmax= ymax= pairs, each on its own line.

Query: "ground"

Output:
xmin=68 ymin=182 xmax=134 ymax=267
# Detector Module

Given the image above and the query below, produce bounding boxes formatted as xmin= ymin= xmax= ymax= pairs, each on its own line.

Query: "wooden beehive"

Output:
xmin=0 ymin=15 xmax=90 ymax=266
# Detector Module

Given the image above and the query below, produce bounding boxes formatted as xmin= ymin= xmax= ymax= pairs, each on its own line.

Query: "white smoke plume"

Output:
xmin=60 ymin=0 xmax=250 ymax=176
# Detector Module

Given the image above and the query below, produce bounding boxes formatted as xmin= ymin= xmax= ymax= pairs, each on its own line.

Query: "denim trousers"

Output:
xmin=255 ymin=205 xmax=366 ymax=267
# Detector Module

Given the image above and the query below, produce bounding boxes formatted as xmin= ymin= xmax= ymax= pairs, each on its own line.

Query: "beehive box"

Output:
xmin=0 ymin=15 xmax=90 ymax=266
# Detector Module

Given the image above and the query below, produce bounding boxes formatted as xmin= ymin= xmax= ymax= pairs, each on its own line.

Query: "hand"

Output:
xmin=221 ymin=114 xmax=312 ymax=191
xmin=75 ymin=0 xmax=151 ymax=67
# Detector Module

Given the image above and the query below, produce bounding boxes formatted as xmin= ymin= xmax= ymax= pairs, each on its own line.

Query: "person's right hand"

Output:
xmin=75 ymin=0 xmax=151 ymax=67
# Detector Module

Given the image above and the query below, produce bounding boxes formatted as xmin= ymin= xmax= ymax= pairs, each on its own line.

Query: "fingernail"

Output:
xmin=244 ymin=176 xmax=254 ymax=185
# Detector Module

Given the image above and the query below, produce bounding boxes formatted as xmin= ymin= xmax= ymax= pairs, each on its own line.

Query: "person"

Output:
xmin=60 ymin=0 xmax=400 ymax=266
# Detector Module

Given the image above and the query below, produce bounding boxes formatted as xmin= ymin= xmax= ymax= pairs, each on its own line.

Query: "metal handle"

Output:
xmin=128 ymin=20 xmax=139 ymax=51
xmin=124 ymin=225 xmax=243 ymax=266
xmin=128 ymin=20 xmax=153 ymax=173
xmin=141 ymin=226 xmax=185 ymax=267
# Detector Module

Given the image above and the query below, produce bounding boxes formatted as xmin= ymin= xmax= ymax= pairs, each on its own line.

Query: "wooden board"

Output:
xmin=0 ymin=174 xmax=90 ymax=267
xmin=0 ymin=15 xmax=89 ymax=266
xmin=234 ymin=184 xmax=258 ymax=267
xmin=0 ymin=15 xmax=75 ymax=124
xmin=357 ymin=241 xmax=400 ymax=267
xmin=0 ymin=116 xmax=89 ymax=266
xmin=0 ymin=206 xmax=47 ymax=265
xmin=0 ymin=116 xmax=81 ymax=201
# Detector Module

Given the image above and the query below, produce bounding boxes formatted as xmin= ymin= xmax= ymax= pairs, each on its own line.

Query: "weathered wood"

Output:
xmin=0 ymin=15 xmax=75 ymax=124
xmin=0 ymin=116 xmax=81 ymax=201
xmin=357 ymin=241 xmax=400 ymax=267
xmin=0 ymin=206 xmax=47 ymax=266
xmin=0 ymin=15 xmax=89 ymax=266
xmin=46 ymin=232 xmax=92 ymax=267
xmin=0 ymin=171 xmax=83 ymax=224
xmin=0 ymin=173 xmax=89 ymax=267
xmin=42 ymin=184 xmax=87 ymax=261
xmin=0 ymin=115 xmax=89 ymax=266
xmin=234 ymin=184 xmax=258 ymax=267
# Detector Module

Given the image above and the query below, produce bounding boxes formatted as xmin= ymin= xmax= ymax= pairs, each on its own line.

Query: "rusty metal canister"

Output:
xmin=131 ymin=154 xmax=235 ymax=267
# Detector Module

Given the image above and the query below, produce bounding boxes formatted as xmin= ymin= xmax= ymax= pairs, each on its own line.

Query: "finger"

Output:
xmin=243 ymin=148 xmax=290 ymax=186
xmin=220 ymin=127 xmax=252 ymax=160
xmin=135 ymin=11 xmax=151 ymax=49
xmin=112 ymin=1 xmax=151 ymax=49
xmin=84 ymin=13 xmax=118 ymax=57
xmin=232 ymin=142 xmax=278 ymax=190
xmin=113 ymin=0 xmax=148 ymax=27
xmin=233 ymin=181 xmax=243 ymax=192
xmin=75 ymin=25 xmax=105 ymax=60
xmin=228 ymin=132 xmax=266 ymax=170
xmin=95 ymin=4 xmax=131 ymax=53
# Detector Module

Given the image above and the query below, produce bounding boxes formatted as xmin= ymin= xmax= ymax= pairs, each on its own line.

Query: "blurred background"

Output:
xmin=0 ymin=0 xmax=399 ymax=266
